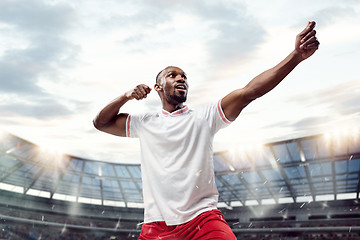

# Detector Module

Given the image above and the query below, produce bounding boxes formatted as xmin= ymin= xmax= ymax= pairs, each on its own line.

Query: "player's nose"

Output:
xmin=175 ymin=75 xmax=185 ymax=82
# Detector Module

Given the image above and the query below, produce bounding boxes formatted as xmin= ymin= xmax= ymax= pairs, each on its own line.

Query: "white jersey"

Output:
xmin=126 ymin=100 xmax=231 ymax=225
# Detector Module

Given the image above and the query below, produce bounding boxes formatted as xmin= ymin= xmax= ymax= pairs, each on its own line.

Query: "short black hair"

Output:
xmin=155 ymin=69 xmax=164 ymax=84
xmin=156 ymin=66 xmax=178 ymax=84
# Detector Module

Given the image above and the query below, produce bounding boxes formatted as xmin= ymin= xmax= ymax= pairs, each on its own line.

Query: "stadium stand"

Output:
xmin=0 ymin=128 xmax=359 ymax=239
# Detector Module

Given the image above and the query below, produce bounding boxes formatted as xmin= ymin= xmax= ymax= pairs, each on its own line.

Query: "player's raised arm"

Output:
xmin=221 ymin=21 xmax=320 ymax=121
xmin=93 ymin=84 xmax=151 ymax=137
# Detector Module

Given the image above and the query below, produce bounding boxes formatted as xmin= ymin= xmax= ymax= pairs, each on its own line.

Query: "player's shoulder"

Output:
xmin=193 ymin=100 xmax=219 ymax=112
xmin=132 ymin=112 xmax=160 ymax=122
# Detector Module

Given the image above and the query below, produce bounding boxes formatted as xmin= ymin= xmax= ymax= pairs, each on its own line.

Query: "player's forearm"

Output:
xmin=221 ymin=22 xmax=319 ymax=122
xmin=93 ymin=84 xmax=151 ymax=131
xmin=244 ymin=50 xmax=303 ymax=100
xmin=93 ymin=92 xmax=130 ymax=130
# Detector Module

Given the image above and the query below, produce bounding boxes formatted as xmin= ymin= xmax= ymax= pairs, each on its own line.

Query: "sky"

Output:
xmin=0 ymin=0 xmax=359 ymax=164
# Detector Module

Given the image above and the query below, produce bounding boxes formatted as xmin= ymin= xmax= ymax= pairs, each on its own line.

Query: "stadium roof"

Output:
xmin=0 ymin=128 xmax=359 ymax=208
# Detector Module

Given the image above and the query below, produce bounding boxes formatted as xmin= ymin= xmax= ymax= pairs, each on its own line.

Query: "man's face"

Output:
xmin=160 ymin=67 xmax=188 ymax=104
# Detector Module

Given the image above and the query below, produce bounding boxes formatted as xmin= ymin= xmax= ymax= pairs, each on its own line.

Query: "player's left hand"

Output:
xmin=295 ymin=21 xmax=320 ymax=60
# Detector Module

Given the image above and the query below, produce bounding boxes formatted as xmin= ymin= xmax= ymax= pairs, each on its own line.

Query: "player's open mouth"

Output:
xmin=175 ymin=84 xmax=187 ymax=92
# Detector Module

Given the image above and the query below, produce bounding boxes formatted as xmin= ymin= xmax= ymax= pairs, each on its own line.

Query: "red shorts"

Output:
xmin=138 ymin=209 xmax=236 ymax=240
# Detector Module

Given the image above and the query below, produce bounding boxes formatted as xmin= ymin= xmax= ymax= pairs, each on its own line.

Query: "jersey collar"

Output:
xmin=161 ymin=105 xmax=189 ymax=116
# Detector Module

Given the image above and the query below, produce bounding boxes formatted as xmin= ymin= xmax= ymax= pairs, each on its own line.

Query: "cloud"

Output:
xmin=105 ymin=0 xmax=265 ymax=67
xmin=0 ymin=38 xmax=80 ymax=117
xmin=263 ymin=79 xmax=360 ymax=134
xmin=0 ymin=0 xmax=79 ymax=93
xmin=188 ymin=1 xmax=266 ymax=65
xmin=205 ymin=21 xmax=265 ymax=64
xmin=112 ymin=5 xmax=169 ymax=29
xmin=99 ymin=0 xmax=172 ymax=32
xmin=289 ymin=79 xmax=360 ymax=112
xmin=0 ymin=61 xmax=42 ymax=94
xmin=0 ymin=0 xmax=76 ymax=35
xmin=0 ymin=38 xmax=79 ymax=94
xmin=291 ymin=116 xmax=334 ymax=130
xmin=0 ymin=101 xmax=71 ymax=119
xmin=332 ymin=94 xmax=360 ymax=116
xmin=0 ymin=0 xmax=82 ymax=119
xmin=0 ymin=96 xmax=90 ymax=119
xmin=311 ymin=6 xmax=357 ymax=27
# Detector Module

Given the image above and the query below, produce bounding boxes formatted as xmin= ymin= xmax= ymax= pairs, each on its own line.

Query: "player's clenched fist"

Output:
xmin=126 ymin=84 xmax=152 ymax=100
xmin=295 ymin=21 xmax=320 ymax=60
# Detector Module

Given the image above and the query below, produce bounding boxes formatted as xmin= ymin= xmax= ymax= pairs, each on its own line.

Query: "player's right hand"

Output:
xmin=126 ymin=84 xmax=152 ymax=100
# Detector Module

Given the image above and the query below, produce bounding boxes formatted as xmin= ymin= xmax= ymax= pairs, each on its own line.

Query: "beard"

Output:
xmin=165 ymin=91 xmax=187 ymax=104
xmin=170 ymin=94 xmax=187 ymax=103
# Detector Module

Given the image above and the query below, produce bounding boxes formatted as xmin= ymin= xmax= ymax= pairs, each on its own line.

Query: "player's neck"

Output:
xmin=162 ymin=101 xmax=184 ymax=113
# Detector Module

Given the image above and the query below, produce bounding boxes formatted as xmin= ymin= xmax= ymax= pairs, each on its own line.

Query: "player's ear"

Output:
xmin=154 ymin=83 xmax=163 ymax=92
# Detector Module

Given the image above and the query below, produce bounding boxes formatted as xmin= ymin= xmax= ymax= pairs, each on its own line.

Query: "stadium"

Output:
xmin=1 ymin=0 xmax=359 ymax=239
xmin=1 ymin=127 xmax=359 ymax=240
